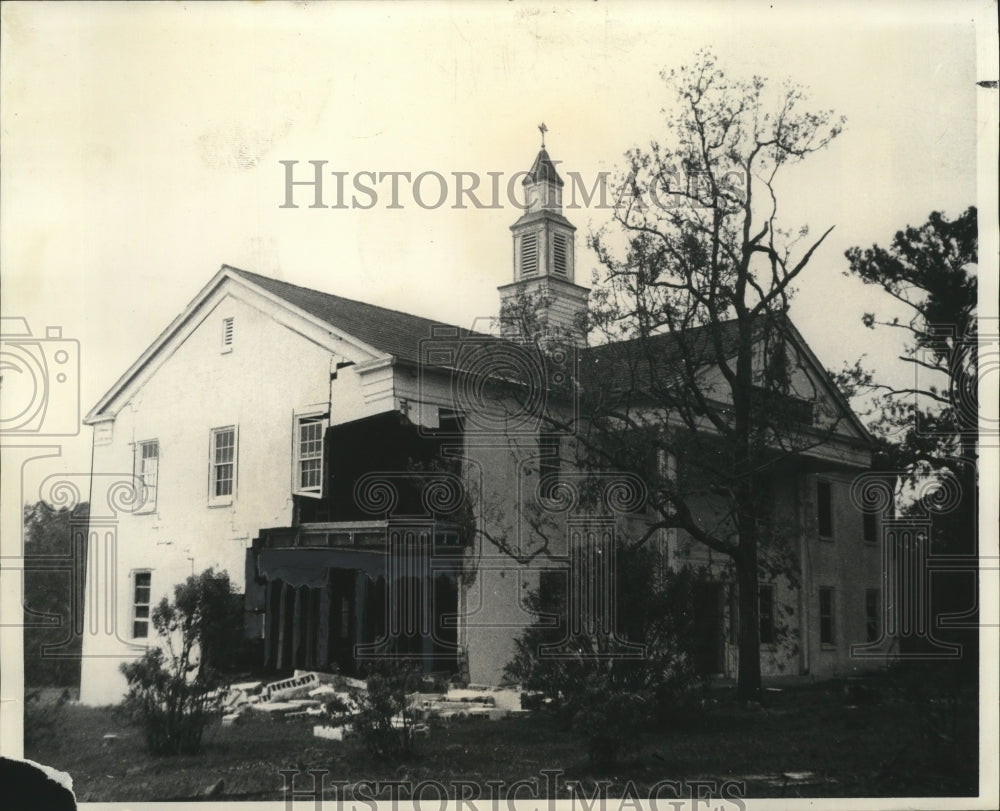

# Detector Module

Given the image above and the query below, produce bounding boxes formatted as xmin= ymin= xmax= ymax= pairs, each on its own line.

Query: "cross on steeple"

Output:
xmin=538 ymin=122 xmax=547 ymax=148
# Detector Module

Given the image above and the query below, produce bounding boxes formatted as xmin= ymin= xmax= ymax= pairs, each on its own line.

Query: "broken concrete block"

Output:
xmin=224 ymin=681 xmax=263 ymax=706
xmin=337 ymin=676 xmax=367 ymax=691
xmin=225 ymin=692 xmax=251 ymax=710
xmin=202 ymin=688 xmax=226 ymax=705
xmin=263 ymin=672 xmax=320 ymax=702
xmin=221 ymin=713 xmax=241 ymax=727
xmin=101 ymin=734 xmax=118 ymax=747
xmin=308 ymin=684 xmax=337 ymax=699
xmin=230 ymin=681 xmax=264 ymax=694
xmin=325 ymin=692 xmax=361 ymax=715
xmin=447 ymin=687 xmax=521 ymax=711
xmin=313 ymin=725 xmax=345 ymax=741
xmin=249 ymin=701 xmax=301 ymax=714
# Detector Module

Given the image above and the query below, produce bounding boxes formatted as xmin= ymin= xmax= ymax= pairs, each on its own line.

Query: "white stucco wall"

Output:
xmin=80 ymin=283 xmax=376 ymax=704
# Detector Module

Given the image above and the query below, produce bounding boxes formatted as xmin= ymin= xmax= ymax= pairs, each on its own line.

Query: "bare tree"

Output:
xmin=560 ymin=52 xmax=849 ymax=702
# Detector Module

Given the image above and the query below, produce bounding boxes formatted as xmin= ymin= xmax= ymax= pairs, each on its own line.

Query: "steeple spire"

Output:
xmin=497 ymin=132 xmax=589 ymax=347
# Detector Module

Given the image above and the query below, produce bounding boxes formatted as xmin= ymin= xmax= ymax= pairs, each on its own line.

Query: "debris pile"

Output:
xmin=218 ymin=671 xmax=529 ymax=740
xmin=406 ymin=687 xmax=525 ymax=722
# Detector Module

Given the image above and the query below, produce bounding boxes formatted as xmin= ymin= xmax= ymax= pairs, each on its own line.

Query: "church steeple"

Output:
xmin=498 ymin=130 xmax=589 ymax=346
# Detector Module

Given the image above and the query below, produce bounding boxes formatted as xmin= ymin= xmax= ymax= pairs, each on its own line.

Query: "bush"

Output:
xmin=23 ymin=502 xmax=90 ymax=688
xmin=119 ymin=568 xmax=234 ymax=755
xmin=505 ymin=547 xmax=705 ymax=768
xmin=326 ymin=662 xmax=421 ymax=760
xmin=24 ymin=688 xmax=71 ymax=750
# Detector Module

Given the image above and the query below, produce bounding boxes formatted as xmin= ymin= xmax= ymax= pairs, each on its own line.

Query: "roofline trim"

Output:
xmin=83 ymin=266 xmax=390 ymax=423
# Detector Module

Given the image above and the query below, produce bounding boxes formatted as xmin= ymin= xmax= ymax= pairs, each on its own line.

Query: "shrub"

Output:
xmin=505 ymin=546 xmax=705 ymax=768
xmin=119 ymin=569 xmax=234 ymax=755
xmin=24 ymin=688 xmax=71 ymax=750
xmin=326 ymin=661 xmax=421 ymax=759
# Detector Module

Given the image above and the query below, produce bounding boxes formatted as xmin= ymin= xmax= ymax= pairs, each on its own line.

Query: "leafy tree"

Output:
xmin=22 ymin=501 xmax=89 ymax=688
xmin=119 ymin=568 xmax=236 ymax=755
xmin=840 ymin=206 xmax=978 ymax=473
xmin=839 ymin=208 xmax=978 ymax=672
xmin=496 ymin=52 xmax=849 ymax=703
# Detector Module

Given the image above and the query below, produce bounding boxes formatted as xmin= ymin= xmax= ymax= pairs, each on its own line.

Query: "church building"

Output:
xmin=78 ymin=141 xmax=884 ymax=704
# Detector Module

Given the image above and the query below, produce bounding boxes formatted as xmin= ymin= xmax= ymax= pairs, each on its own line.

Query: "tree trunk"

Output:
xmin=735 ymin=511 xmax=762 ymax=704
xmin=733 ymin=322 xmax=763 ymax=705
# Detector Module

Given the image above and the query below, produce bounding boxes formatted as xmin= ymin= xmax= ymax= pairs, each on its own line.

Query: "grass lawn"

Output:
xmin=25 ymin=679 xmax=978 ymax=803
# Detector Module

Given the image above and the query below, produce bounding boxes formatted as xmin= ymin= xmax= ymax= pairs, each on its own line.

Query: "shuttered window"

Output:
xmin=553 ymin=233 xmax=568 ymax=275
xmin=521 ymin=233 xmax=538 ymax=276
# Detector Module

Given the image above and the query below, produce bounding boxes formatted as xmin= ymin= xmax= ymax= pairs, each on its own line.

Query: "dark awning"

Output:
xmin=257 ymin=547 xmax=387 ymax=588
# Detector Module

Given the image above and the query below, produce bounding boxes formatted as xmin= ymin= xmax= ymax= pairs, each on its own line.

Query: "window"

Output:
xmin=221 ymin=317 xmax=234 ymax=353
xmin=294 ymin=414 xmax=328 ymax=498
xmin=863 ymin=511 xmax=878 ymax=544
xmin=865 ymin=588 xmax=880 ymax=642
xmin=553 ymin=233 xmax=568 ymax=276
xmin=817 ymin=480 xmax=833 ymax=538
xmin=759 ymin=584 xmax=775 ymax=645
xmin=538 ymin=433 xmax=560 ymax=499
xmin=521 ymin=232 xmax=538 ymax=276
xmin=136 ymin=440 xmax=159 ymax=512
xmin=210 ymin=426 xmax=237 ymax=503
xmin=132 ymin=571 xmax=151 ymax=639
xmin=819 ymin=586 xmax=835 ymax=646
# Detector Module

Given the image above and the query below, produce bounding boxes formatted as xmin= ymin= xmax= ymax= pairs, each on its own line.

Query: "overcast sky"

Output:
xmin=1 ymin=1 xmax=996 ymax=501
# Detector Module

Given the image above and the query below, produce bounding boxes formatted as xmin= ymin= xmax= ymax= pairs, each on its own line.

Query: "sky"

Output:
xmin=1 ymin=0 xmax=996 ymax=503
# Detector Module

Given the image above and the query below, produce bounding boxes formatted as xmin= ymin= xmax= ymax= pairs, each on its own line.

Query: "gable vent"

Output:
xmin=221 ymin=317 xmax=234 ymax=352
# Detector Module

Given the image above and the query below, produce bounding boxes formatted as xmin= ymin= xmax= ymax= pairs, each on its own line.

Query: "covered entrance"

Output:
xmin=248 ymin=522 xmax=464 ymax=676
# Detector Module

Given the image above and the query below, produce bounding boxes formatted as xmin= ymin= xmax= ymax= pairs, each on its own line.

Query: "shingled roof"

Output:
xmin=581 ymin=319 xmax=749 ymax=393
xmin=234 ymin=266 xmax=752 ymax=385
xmin=86 ymin=266 xmax=870 ymax=443
xmin=229 ymin=266 xmax=477 ymax=366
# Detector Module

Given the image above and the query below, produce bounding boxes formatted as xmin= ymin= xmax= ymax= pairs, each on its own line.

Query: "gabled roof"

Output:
xmin=85 ymin=265 xmax=477 ymax=422
xmin=583 ymin=318 xmax=745 ymax=392
xmin=581 ymin=314 xmax=872 ymax=443
xmin=87 ymin=266 xmax=871 ymax=446
xmin=226 ymin=267 xmax=474 ymax=366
